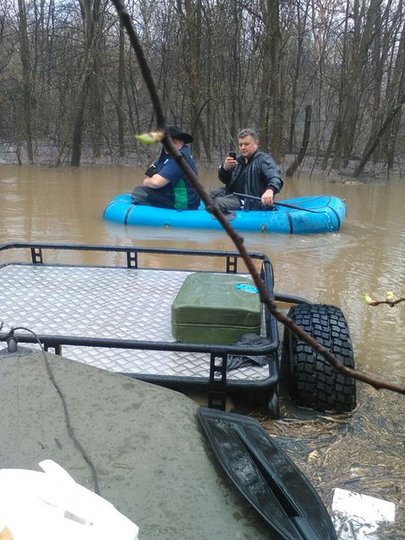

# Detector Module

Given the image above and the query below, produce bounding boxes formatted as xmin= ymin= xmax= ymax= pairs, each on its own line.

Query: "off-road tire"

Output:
xmin=283 ymin=304 xmax=356 ymax=412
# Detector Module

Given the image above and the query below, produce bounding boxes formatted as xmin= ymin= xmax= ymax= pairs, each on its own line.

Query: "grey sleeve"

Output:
xmin=261 ymin=154 xmax=284 ymax=194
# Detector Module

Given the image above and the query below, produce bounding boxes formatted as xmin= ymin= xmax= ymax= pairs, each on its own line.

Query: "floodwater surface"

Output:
xmin=0 ymin=163 xmax=404 ymax=536
xmin=0 ymin=164 xmax=403 ymax=380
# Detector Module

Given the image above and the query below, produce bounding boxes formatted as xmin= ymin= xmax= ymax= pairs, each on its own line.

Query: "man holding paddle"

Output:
xmin=211 ymin=128 xmax=283 ymax=213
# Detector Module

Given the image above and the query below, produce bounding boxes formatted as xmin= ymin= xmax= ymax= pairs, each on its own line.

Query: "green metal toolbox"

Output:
xmin=172 ymin=273 xmax=261 ymax=344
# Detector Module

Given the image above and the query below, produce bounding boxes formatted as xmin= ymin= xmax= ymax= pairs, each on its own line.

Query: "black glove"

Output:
xmin=145 ymin=164 xmax=157 ymax=177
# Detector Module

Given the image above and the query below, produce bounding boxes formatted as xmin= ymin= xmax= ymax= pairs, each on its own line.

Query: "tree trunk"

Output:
xmin=17 ymin=0 xmax=34 ymax=164
xmin=355 ymin=16 xmax=405 ymax=176
xmin=288 ymin=2 xmax=309 ymax=154
xmin=286 ymin=105 xmax=312 ymax=177
xmin=258 ymin=1 xmax=272 ymax=148
xmin=354 ymin=98 xmax=404 ymax=177
xmin=71 ymin=84 xmax=89 ymax=167
xmin=258 ymin=0 xmax=282 ymax=160
xmin=71 ymin=0 xmax=103 ymax=167
xmin=332 ymin=0 xmax=382 ymax=168
xmin=176 ymin=0 xmax=205 ymax=158
xmin=117 ymin=22 xmax=125 ymax=157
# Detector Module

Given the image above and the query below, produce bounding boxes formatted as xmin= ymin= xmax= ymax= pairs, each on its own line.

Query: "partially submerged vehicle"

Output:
xmin=0 ymin=242 xmax=357 ymax=538
xmin=0 ymin=348 xmax=337 ymax=539
xmin=0 ymin=242 xmax=356 ymax=417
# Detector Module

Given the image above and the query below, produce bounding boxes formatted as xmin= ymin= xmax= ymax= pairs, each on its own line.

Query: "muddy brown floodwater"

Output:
xmin=0 ymin=164 xmax=404 ymax=537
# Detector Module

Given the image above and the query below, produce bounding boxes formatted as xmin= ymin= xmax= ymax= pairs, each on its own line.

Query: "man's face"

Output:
xmin=172 ymin=138 xmax=184 ymax=149
xmin=238 ymin=135 xmax=258 ymax=159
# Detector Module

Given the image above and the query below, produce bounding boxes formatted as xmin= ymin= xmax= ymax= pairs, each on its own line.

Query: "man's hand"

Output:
xmin=261 ymin=188 xmax=275 ymax=206
xmin=223 ymin=156 xmax=237 ymax=171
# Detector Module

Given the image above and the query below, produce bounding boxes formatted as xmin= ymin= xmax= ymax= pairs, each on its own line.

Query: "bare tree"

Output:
xmin=17 ymin=0 xmax=34 ymax=163
xmin=0 ymin=0 xmax=403 ymax=169
xmin=287 ymin=0 xmax=310 ymax=154
xmin=71 ymin=0 xmax=107 ymax=166
xmin=115 ymin=20 xmax=125 ymax=157
xmin=256 ymin=0 xmax=283 ymax=159
xmin=354 ymin=21 xmax=405 ymax=177
xmin=286 ymin=104 xmax=312 ymax=176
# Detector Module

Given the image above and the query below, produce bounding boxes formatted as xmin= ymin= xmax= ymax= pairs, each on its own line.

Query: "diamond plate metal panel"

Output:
xmin=0 ymin=265 xmax=270 ymax=382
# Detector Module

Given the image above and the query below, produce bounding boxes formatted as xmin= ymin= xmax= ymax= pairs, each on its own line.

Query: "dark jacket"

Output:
xmin=149 ymin=145 xmax=200 ymax=209
xmin=218 ymin=150 xmax=283 ymax=210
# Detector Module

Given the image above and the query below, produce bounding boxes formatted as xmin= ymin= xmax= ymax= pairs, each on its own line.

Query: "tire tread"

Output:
xmin=285 ymin=304 xmax=356 ymax=412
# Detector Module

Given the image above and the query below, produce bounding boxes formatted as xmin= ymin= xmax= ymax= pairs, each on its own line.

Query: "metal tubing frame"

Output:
xmin=0 ymin=242 xmax=311 ymax=411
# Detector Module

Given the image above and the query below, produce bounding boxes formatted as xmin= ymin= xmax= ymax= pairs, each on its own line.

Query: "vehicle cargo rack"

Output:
xmin=0 ymin=242 xmax=308 ymax=416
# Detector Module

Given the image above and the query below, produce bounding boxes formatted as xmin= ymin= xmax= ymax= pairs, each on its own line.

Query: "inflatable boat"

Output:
xmin=103 ymin=193 xmax=346 ymax=234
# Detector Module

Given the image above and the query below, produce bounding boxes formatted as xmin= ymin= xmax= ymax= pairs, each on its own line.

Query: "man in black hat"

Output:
xmin=131 ymin=126 xmax=200 ymax=209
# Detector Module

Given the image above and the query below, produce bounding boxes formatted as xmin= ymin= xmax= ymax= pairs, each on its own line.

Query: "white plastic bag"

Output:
xmin=332 ymin=487 xmax=395 ymax=539
xmin=0 ymin=460 xmax=139 ymax=540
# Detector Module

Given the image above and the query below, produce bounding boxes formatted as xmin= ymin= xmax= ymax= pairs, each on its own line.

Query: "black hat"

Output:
xmin=167 ymin=125 xmax=193 ymax=144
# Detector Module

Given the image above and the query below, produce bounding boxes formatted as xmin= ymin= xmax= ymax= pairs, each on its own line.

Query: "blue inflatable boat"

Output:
xmin=103 ymin=193 xmax=346 ymax=234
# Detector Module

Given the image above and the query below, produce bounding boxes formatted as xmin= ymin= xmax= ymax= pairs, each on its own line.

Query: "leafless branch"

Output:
xmin=368 ymin=297 xmax=405 ymax=307
xmin=111 ymin=0 xmax=405 ymax=397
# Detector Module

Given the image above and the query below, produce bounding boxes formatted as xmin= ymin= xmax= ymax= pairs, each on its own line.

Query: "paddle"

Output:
xmin=233 ymin=192 xmax=327 ymax=214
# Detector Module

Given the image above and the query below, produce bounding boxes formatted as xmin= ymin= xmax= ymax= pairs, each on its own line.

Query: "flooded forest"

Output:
xmin=0 ymin=0 xmax=404 ymax=177
xmin=0 ymin=2 xmax=404 ymax=537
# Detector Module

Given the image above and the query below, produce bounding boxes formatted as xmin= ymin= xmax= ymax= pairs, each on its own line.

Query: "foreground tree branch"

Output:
xmin=111 ymin=0 xmax=404 ymax=397
xmin=364 ymin=292 xmax=405 ymax=308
